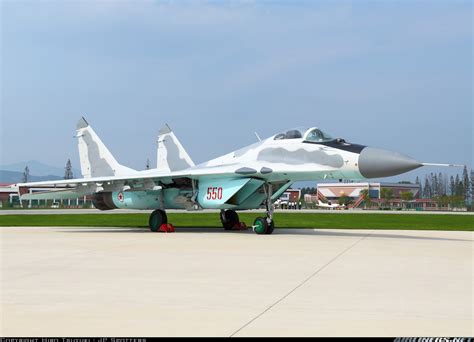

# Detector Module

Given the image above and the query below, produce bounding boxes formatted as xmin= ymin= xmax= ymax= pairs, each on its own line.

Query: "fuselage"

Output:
xmin=188 ymin=125 xmax=422 ymax=183
xmin=99 ymin=126 xmax=422 ymax=211
xmin=200 ymin=129 xmax=362 ymax=183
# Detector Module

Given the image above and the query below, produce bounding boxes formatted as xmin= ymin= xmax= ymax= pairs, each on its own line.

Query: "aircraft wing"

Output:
xmin=17 ymin=163 xmax=259 ymax=200
xmin=17 ymin=161 xmax=294 ymax=215
xmin=19 ymin=164 xmax=236 ymax=186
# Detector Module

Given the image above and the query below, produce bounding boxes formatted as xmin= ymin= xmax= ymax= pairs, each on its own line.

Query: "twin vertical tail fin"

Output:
xmin=156 ymin=124 xmax=195 ymax=172
xmin=76 ymin=117 xmax=137 ymax=178
xmin=75 ymin=118 xmax=193 ymax=177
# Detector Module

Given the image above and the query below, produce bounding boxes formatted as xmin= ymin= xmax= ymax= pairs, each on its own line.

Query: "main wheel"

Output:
xmin=149 ymin=209 xmax=168 ymax=232
xmin=253 ymin=217 xmax=269 ymax=234
xmin=221 ymin=209 xmax=239 ymax=230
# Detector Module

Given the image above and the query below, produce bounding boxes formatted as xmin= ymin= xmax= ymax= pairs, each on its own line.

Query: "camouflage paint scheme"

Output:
xmin=19 ymin=118 xmax=426 ymax=211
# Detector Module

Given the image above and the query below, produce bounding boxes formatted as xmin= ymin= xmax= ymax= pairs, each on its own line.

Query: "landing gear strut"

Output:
xmin=149 ymin=209 xmax=174 ymax=232
xmin=253 ymin=183 xmax=275 ymax=235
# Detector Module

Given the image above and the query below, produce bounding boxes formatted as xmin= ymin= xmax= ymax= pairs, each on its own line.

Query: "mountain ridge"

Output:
xmin=0 ymin=160 xmax=81 ymax=178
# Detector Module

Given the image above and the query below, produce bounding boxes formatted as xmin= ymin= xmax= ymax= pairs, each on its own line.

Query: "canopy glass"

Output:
xmin=273 ymin=127 xmax=334 ymax=142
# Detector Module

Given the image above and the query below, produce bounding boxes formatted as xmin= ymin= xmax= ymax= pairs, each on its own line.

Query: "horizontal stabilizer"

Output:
xmin=21 ymin=188 xmax=90 ymax=201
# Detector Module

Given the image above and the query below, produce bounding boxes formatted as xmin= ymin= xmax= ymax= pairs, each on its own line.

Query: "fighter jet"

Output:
xmin=18 ymin=117 xmax=460 ymax=234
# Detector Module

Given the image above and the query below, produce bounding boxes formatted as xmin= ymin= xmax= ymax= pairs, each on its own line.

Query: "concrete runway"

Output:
xmin=1 ymin=208 xmax=472 ymax=215
xmin=1 ymin=227 xmax=472 ymax=336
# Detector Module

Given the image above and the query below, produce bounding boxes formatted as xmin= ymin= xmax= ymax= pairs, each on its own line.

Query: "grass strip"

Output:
xmin=0 ymin=212 xmax=472 ymax=231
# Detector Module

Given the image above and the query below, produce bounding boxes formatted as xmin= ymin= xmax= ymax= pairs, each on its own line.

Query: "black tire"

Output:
xmin=253 ymin=217 xmax=268 ymax=235
xmin=265 ymin=219 xmax=275 ymax=235
xmin=149 ymin=209 xmax=168 ymax=232
xmin=221 ymin=209 xmax=239 ymax=230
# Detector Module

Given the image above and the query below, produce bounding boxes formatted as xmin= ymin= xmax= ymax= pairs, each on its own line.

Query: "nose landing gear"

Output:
xmin=253 ymin=183 xmax=275 ymax=235
xmin=253 ymin=216 xmax=274 ymax=234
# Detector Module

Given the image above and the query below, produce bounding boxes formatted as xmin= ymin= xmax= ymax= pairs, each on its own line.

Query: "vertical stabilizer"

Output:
xmin=76 ymin=117 xmax=136 ymax=178
xmin=157 ymin=124 xmax=195 ymax=173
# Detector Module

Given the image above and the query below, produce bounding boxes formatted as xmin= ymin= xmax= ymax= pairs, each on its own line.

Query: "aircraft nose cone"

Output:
xmin=358 ymin=147 xmax=422 ymax=178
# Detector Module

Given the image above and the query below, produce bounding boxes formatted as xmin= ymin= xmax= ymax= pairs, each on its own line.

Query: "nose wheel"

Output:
xmin=253 ymin=217 xmax=274 ymax=234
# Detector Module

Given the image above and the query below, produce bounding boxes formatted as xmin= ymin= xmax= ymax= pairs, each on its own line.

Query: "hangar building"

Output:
xmin=305 ymin=182 xmax=423 ymax=209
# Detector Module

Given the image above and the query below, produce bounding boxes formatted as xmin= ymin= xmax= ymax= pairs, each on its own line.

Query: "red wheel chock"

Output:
xmin=232 ymin=222 xmax=248 ymax=230
xmin=159 ymin=223 xmax=175 ymax=233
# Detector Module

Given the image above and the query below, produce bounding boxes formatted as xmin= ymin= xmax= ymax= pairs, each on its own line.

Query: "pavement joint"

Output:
xmin=229 ymin=230 xmax=374 ymax=337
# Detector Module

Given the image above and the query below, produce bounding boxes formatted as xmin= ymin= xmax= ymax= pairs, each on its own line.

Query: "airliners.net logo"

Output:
xmin=395 ymin=338 xmax=472 ymax=342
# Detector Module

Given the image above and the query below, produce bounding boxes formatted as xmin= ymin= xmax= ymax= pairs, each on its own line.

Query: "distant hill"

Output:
xmin=0 ymin=170 xmax=62 ymax=184
xmin=0 ymin=160 xmax=81 ymax=178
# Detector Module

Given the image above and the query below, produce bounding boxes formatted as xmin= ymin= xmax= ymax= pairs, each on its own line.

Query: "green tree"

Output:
xmin=432 ymin=173 xmax=438 ymax=196
xmin=436 ymin=195 xmax=450 ymax=208
xmin=423 ymin=176 xmax=431 ymax=198
xmin=449 ymin=175 xmax=455 ymax=196
xmin=449 ymin=195 xmax=465 ymax=208
xmin=380 ymin=188 xmax=394 ymax=208
xmin=462 ymin=166 xmax=470 ymax=204
xmin=22 ymin=166 xmax=29 ymax=183
xmin=400 ymin=191 xmax=414 ymax=209
xmin=338 ymin=195 xmax=352 ymax=206
xmin=471 ymin=170 xmax=474 ymax=208
xmin=437 ymin=172 xmax=444 ymax=196
xmin=64 ymin=159 xmax=74 ymax=179
xmin=415 ymin=176 xmax=421 ymax=196
xmin=300 ymin=187 xmax=314 ymax=196
xmin=455 ymin=174 xmax=463 ymax=196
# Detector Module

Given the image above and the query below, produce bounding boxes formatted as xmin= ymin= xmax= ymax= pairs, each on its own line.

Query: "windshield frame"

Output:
xmin=303 ymin=127 xmax=334 ymax=143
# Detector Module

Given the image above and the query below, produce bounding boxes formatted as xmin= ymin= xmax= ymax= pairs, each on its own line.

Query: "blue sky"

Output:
xmin=1 ymin=1 xmax=472 ymax=181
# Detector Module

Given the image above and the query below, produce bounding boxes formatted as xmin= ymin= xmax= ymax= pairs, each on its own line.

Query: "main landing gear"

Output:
xmin=151 ymin=182 xmax=276 ymax=234
xmin=149 ymin=209 xmax=175 ymax=232
xmin=220 ymin=209 xmax=247 ymax=230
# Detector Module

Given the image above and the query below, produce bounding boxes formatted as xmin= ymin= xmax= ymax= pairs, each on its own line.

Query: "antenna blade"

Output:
xmin=254 ymin=132 xmax=262 ymax=142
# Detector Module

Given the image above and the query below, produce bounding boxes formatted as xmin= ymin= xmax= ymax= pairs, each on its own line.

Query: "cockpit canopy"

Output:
xmin=274 ymin=127 xmax=334 ymax=143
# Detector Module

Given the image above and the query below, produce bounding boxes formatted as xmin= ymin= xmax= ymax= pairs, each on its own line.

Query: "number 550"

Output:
xmin=206 ymin=187 xmax=223 ymax=200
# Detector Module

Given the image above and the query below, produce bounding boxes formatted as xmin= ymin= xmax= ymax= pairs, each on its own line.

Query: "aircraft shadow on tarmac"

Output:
xmin=57 ymin=227 xmax=472 ymax=242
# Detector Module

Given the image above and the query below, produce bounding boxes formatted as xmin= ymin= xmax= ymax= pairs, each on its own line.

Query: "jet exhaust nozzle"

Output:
xmin=358 ymin=147 xmax=423 ymax=178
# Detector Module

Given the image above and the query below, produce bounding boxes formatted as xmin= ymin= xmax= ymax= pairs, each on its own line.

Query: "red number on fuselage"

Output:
xmin=206 ymin=187 xmax=223 ymax=200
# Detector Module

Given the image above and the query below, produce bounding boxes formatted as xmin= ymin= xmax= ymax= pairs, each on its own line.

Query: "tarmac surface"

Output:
xmin=1 ymin=226 xmax=473 ymax=336
xmin=1 ymin=208 xmax=473 ymax=215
